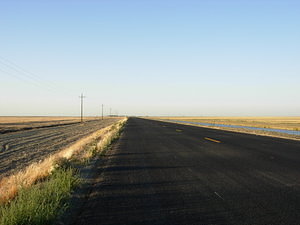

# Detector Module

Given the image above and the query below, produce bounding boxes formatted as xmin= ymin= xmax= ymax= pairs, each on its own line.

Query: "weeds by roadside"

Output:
xmin=0 ymin=168 xmax=79 ymax=225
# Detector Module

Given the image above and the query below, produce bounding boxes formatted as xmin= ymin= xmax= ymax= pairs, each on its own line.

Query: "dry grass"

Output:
xmin=0 ymin=118 xmax=127 ymax=205
xmin=152 ymin=117 xmax=300 ymax=131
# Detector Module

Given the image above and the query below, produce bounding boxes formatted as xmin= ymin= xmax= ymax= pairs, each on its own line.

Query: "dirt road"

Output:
xmin=0 ymin=118 xmax=119 ymax=179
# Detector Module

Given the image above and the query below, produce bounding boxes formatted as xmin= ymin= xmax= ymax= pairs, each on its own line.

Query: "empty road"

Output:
xmin=70 ymin=117 xmax=300 ymax=225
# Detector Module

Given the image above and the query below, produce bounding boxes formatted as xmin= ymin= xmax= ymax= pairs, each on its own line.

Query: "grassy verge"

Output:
xmin=0 ymin=168 xmax=79 ymax=225
xmin=0 ymin=118 xmax=127 ymax=225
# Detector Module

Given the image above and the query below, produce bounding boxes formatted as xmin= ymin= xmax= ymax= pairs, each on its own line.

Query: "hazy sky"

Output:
xmin=0 ymin=0 xmax=299 ymax=116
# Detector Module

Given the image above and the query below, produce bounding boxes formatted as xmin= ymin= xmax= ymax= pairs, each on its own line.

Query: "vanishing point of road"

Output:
xmin=70 ymin=117 xmax=300 ymax=225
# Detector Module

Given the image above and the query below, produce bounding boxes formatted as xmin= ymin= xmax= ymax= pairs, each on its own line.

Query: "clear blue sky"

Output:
xmin=0 ymin=0 xmax=299 ymax=116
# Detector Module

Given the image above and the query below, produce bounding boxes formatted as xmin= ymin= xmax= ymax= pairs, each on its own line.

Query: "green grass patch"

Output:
xmin=0 ymin=167 xmax=79 ymax=225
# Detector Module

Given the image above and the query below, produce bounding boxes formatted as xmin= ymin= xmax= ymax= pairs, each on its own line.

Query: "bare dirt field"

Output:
xmin=0 ymin=118 xmax=121 ymax=179
xmin=152 ymin=117 xmax=300 ymax=131
xmin=0 ymin=116 xmax=99 ymax=134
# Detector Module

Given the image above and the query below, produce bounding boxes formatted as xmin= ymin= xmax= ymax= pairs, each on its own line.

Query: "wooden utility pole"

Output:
xmin=79 ymin=93 xmax=86 ymax=122
xmin=102 ymin=104 xmax=104 ymax=120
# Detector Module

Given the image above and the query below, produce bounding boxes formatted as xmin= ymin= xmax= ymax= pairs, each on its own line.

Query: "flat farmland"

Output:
xmin=0 ymin=117 xmax=120 ymax=179
xmin=0 ymin=116 xmax=99 ymax=134
xmin=153 ymin=117 xmax=300 ymax=131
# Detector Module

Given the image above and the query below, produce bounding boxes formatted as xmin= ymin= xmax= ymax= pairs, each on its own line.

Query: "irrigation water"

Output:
xmin=168 ymin=120 xmax=300 ymax=136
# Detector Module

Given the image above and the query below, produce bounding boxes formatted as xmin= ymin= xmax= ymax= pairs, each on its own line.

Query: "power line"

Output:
xmin=0 ymin=67 xmax=57 ymax=93
xmin=0 ymin=58 xmax=55 ymax=92
xmin=0 ymin=56 xmax=75 ymax=96
xmin=0 ymin=57 xmax=45 ymax=82
xmin=0 ymin=68 xmax=30 ymax=83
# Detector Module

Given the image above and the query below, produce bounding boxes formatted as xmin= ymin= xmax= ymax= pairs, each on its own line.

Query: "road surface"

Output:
xmin=0 ymin=118 xmax=119 ymax=179
xmin=69 ymin=117 xmax=300 ymax=225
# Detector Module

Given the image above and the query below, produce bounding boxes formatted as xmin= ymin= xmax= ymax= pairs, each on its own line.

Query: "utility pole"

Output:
xmin=79 ymin=93 xmax=86 ymax=122
xmin=102 ymin=104 xmax=104 ymax=120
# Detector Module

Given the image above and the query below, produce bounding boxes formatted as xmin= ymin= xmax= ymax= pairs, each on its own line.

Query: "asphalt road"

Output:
xmin=71 ymin=117 xmax=300 ymax=225
xmin=0 ymin=118 xmax=118 ymax=179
